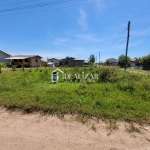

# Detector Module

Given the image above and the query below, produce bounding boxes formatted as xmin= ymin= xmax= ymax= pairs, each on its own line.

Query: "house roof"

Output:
xmin=130 ymin=57 xmax=140 ymax=62
xmin=13 ymin=55 xmax=42 ymax=58
xmin=61 ymin=57 xmax=75 ymax=60
xmin=84 ymin=60 xmax=89 ymax=63
xmin=61 ymin=57 xmax=84 ymax=61
xmin=106 ymin=58 xmax=117 ymax=60
xmin=73 ymin=58 xmax=85 ymax=61
xmin=0 ymin=50 xmax=11 ymax=56
xmin=5 ymin=55 xmax=42 ymax=59
xmin=130 ymin=58 xmax=136 ymax=62
xmin=48 ymin=58 xmax=60 ymax=61
xmin=5 ymin=57 xmax=29 ymax=60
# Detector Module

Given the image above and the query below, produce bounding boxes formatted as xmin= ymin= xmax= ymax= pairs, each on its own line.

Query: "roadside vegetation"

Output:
xmin=0 ymin=66 xmax=150 ymax=124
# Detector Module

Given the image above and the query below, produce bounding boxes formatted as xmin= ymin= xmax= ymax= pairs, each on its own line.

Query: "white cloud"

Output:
xmin=49 ymin=33 xmax=67 ymax=45
xmin=87 ymin=0 xmax=106 ymax=12
xmin=75 ymin=33 xmax=102 ymax=42
xmin=51 ymin=37 xmax=67 ymax=45
xmin=78 ymin=8 xmax=87 ymax=30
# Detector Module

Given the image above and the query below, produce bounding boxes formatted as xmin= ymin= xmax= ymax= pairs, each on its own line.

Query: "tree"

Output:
xmin=105 ymin=60 xmax=110 ymax=66
xmin=118 ymin=54 xmax=131 ymax=67
xmin=141 ymin=55 xmax=150 ymax=70
xmin=0 ymin=62 xmax=7 ymax=74
xmin=89 ymin=54 xmax=95 ymax=63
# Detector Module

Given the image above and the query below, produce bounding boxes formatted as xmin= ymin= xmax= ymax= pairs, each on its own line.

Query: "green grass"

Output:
xmin=126 ymin=67 xmax=150 ymax=75
xmin=0 ymin=66 xmax=150 ymax=124
xmin=91 ymin=124 xmax=97 ymax=132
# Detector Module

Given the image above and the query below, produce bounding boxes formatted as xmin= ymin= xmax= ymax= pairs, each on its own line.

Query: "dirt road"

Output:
xmin=0 ymin=108 xmax=150 ymax=150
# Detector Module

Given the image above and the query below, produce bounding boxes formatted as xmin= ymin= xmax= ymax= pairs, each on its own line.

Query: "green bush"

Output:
xmin=98 ymin=66 xmax=119 ymax=83
xmin=0 ymin=62 xmax=7 ymax=74
xmin=12 ymin=65 xmax=16 ymax=71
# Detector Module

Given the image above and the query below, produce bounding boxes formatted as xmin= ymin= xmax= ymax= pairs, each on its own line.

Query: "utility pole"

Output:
xmin=125 ymin=21 xmax=131 ymax=71
xmin=99 ymin=51 xmax=100 ymax=64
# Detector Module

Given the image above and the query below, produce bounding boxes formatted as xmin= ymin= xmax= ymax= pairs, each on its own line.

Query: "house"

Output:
xmin=83 ymin=60 xmax=90 ymax=66
xmin=47 ymin=58 xmax=60 ymax=67
xmin=5 ymin=55 xmax=42 ymax=67
xmin=0 ymin=50 xmax=11 ymax=65
xmin=130 ymin=58 xmax=136 ymax=67
xmin=130 ymin=57 xmax=142 ymax=69
xmin=106 ymin=58 xmax=118 ymax=65
xmin=60 ymin=57 xmax=85 ymax=67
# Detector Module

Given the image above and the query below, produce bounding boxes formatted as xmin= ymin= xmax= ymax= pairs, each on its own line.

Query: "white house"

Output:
xmin=130 ymin=57 xmax=143 ymax=69
xmin=130 ymin=58 xmax=136 ymax=67
xmin=47 ymin=58 xmax=60 ymax=67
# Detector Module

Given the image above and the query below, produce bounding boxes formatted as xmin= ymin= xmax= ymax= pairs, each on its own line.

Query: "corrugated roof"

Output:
xmin=12 ymin=55 xmax=42 ymax=58
xmin=5 ymin=55 xmax=42 ymax=60
xmin=73 ymin=58 xmax=85 ymax=61
xmin=5 ymin=57 xmax=29 ymax=59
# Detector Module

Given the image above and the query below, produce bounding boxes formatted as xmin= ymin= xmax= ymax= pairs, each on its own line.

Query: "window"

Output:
xmin=35 ymin=59 xmax=38 ymax=63
xmin=65 ymin=61 xmax=68 ymax=65
xmin=25 ymin=59 xmax=28 ymax=62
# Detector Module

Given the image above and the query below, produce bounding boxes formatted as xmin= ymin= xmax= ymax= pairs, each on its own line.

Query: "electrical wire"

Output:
xmin=0 ymin=0 xmax=81 ymax=13
xmin=0 ymin=0 xmax=41 ymax=8
xmin=0 ymin=0 xmax=113 ymax=16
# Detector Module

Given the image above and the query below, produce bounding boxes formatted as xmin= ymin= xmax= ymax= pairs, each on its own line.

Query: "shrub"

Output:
xmin=12 ymin=65 xmax=16 ymax=71
xmin=98 ymin=66 xmax=119 ymax=83
xmin=0 ymin=62 xmax=7 ymax=74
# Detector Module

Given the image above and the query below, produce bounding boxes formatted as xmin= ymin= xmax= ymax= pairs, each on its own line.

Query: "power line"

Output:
xmin=0 ymin=0 xmax=79 ymax=13
xmin=0 ymin=0 xmax=113 ymax=16
xmin=0 ymin=0 xmax=41 ymax=8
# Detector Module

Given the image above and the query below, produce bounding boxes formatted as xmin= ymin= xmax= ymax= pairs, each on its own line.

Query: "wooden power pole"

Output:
xmin=125 ymin=21 xmax=131 ymax=71
xmin=99 ymin=51 xmax=100 ymax=63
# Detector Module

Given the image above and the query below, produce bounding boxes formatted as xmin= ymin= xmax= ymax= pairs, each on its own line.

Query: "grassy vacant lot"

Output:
xmin=0 ymin=66 xmax=150 ymax=124
xmin=127 ymin=67 xmax=150 ymax=75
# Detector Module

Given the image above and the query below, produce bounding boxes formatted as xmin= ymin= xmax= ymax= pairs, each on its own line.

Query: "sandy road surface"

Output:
xmin=0 ymin=108 xmax=150 ymax=150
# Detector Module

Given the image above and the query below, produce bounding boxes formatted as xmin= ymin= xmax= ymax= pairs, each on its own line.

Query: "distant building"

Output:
xmin=0 ymin=50 xmax=11 ymax=65
xmin=130 ymin=57 xmax=142 ymax=69
xmin=6 ymin=55 xmax=42 ymax=67
xmin=47 ymin=58 xmax=60 ymax=67
xmin=60 ymin=57 xmax=85 ymax=67
xmin=130 ymin=58 xmax=136 ymax=67
xmin=106 ymin=58 xmax=118 ymax=65
xmin=83 ymin=60 xmax=90 ymax=66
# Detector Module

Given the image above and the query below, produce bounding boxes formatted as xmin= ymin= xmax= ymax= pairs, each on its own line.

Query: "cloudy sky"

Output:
xmin=0 ymin=0 xmax=150 ymax=61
